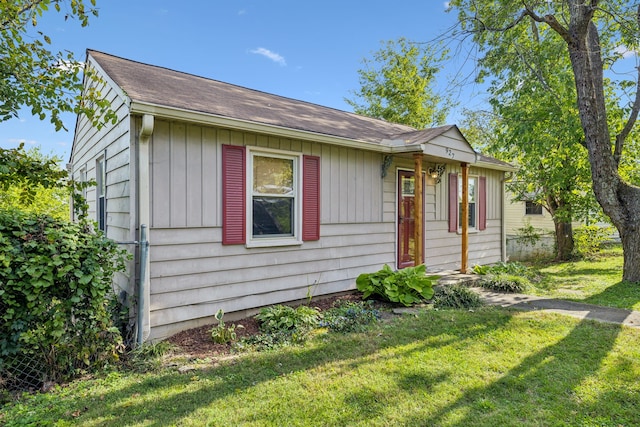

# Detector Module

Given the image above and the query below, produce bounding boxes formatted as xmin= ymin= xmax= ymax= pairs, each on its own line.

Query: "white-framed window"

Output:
xmin=525 ymin=201 xmax=543 ymax=215
xmin=459 ymin=175 xmax=478 ymax=230
xmin=96 ymin=156 xmax=106 ymax=232
xmin=247 ymin=148 xmax=302 ymax=247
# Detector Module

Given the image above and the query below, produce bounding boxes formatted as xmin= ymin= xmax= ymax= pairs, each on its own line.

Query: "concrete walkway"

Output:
xmin=473 ymin=287 xmax=640 ymax=328
xmin=428 ymin=270 xmax=640 ymax=328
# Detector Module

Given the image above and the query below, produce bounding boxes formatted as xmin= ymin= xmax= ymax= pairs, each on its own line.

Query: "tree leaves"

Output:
xmin=0 ymin=0 xmax=115 ymax=131
xmin=346 ymin=37 xmax=452 ymax=129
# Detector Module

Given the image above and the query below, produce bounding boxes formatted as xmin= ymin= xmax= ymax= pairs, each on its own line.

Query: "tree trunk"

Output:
xmin=554 ymin=220 xmax=574 ymax=261
xmin=564 ymin=1 xmax=640 ymax=282
xmin=621 ymin=224 xmax=640 ymax=283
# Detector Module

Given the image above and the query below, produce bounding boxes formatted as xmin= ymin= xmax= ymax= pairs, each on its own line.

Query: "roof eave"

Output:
xmin=130 ymin=101 xmax=398 ymax=154
xmin=475 ymin=160 xmax=518 ymax=172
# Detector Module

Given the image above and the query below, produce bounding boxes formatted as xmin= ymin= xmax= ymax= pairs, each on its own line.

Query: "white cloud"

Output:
xmin=250 ymin=47 xmax=286 ymax=66
xmin=614 ymin=45 xmax=637 ymax=59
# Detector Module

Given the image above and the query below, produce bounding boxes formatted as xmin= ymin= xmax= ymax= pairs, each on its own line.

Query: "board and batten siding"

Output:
xmin=70 ymin=77 xmax=136 ymax=296
xmin=382 ymin=159 xmax=505 ymax=272
xmin=425 ymin=165 xmax=504 ymax=270
xmin=147 ymin=121 xmax=392 ymax=339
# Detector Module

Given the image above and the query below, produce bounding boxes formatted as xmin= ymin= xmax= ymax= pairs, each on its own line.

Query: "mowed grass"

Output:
xmin=528 ymin=244 xmax=640 ymax=310
xmin=4 ymin=245 xmax=640 ymax=426
xmin=3 ymin=307 xmax=640 ymax=426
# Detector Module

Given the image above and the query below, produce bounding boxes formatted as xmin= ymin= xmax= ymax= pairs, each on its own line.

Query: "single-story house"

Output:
xmin=70 ymin=50 xmax=516 ymax=341
xmin=504 ymin=191 xmax=559 ymax=260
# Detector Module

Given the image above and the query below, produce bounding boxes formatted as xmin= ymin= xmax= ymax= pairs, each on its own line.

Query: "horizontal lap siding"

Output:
xmin=148 ymin=223 xmax=394 ymax=340
xmin=147 ymin=122 xmax=388 ymax=339
xmin=70 ymin=77 xmax=135 ymax=295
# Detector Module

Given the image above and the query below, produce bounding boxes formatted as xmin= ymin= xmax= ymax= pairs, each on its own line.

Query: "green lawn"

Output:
xmin=528 ymin=244 xmax=640 ymax=310
xmin=3 ymin=307 xmax=640 ymax=426
xmin=3 ymin=246 xmax=640 ymax=427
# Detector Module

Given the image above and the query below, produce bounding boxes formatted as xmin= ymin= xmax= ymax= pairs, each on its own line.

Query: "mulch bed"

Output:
xmin=164 ymin=292 xmax=384 ymax=360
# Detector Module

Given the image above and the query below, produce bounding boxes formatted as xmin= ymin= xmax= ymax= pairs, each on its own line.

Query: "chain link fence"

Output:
xmin=0 ymin=300 xmax=50 ymax=393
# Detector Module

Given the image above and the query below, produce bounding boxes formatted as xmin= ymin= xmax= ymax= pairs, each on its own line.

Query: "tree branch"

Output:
xmin=521 ymin=5 xmax=571 ymax=44
xmin=614 ymin=4 xmax=640 ymax=166
xmin=0 ymin=1 xmax=46 ymax=30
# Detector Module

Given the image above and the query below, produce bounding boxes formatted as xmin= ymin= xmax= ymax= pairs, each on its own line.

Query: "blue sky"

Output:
xmin=1 ymin=1 xmax=486 ymax=161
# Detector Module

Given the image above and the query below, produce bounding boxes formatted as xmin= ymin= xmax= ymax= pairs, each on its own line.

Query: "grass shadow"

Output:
xmin=12 ymin=308 xmax=512 ymax=426
xmin=409 ymin=314 xmax=637 ymax=425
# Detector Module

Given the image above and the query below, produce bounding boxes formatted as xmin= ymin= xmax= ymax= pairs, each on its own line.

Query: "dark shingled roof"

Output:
xmin=89 ymin=49 xmax=449 ymax=146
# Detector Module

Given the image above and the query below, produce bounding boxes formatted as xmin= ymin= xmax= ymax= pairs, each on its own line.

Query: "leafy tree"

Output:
xmin=0 ymin=143 xmax=93 ymax=221
xmin=0 ymin=0 xmax=116 ymax=131
xmin=449 ymin=0 xmax=640 ymax=282
xmin=0 ymin=145 xmax=69 ymax=219
xmin=346 ymin=37 xmax=451 ymax=128
xmin=460 ymin=22 xmax=601 ymax=260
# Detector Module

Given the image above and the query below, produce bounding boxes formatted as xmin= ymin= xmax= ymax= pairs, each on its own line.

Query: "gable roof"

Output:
xmin=86 ymin=49 xmax=513 ymax=169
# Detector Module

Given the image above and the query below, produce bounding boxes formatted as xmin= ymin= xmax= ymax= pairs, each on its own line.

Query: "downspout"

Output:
xmin=137 ymin=114 xmax=154 ymax=345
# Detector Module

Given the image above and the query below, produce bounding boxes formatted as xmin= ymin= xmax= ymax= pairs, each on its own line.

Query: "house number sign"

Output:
xmin=445 ymin=148 xmax=455 ymax=159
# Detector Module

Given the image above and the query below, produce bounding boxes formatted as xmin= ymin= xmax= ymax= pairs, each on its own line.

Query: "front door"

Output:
xmin=398 ymin=170 xmax=416 ymax=269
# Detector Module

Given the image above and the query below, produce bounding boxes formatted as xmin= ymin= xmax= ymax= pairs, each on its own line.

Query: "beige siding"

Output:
xmin=148 ymin=223 xmax=395 ymax=340
xmin=149 ymin=122 xmax=385 ymax=228
xmin=505 ymin=192 xmax=554 ymax=234
xmin=383 ymin=160 xmax=505 ymax=271
xmin=70 ymin=73 xmax=135 ymax=296
xmin=146 ymin=121 xmax=391 ymax=339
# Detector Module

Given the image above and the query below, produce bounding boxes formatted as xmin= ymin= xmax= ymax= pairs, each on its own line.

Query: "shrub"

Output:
xmin=473 ymin=261 xmax=529 ymax=276
xmin=356 ymin=264 xmax=437 ymax=306
xmin=0 ymin=209 xmax=129 ymax=388
xmin=320 ymin=300 xmax=381 ymax=333
xmin=253 ymin=304 xmax=321 ymax=346
xmin=432 ymin=285 xmax=483 ymax=309
xmin=480 ymin=273 xmax=530 ymax=293
xmin=573 ymin=225 xmax=615 ymax=259
xmin=515 ymin=222 xmax=542 ymax=248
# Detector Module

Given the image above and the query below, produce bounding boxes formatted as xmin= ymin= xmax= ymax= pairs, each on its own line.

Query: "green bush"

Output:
xmin=480 ymin=273 xmax=530 ymax=293
xmin=0 ymin=209 xmax=129 ymax=386
xmin=320 ymin=300 xmax=381 ymax=333
xmin=573 ymin=225 xmax=615 ymax=259
xmin=432 ymin=285 xmax=483 ymax=309
xmin=252 ymin=304 xmax=321 ymax=347
xmin=473 ymin=261 xmax=529 ymax=276
xmin=356 ymin=264 xmax=437 ymax=306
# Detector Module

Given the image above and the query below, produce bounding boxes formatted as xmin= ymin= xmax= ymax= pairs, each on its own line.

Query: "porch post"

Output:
xmin=460 ymin=162 xmax=469 ymax=273
xmin=413 ymin=153 xmax=424 ymax=266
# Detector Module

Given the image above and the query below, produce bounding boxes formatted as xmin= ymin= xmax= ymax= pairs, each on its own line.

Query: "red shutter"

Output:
xmin=302 ymin=155 xmax=320 ymax=241
xmin=478 ymin=176 xmax=487 ymax=231
xmin=222 ymin=145 xmax=246 ymax=244
xmin=448 ymin=173 xmax=458 ymax=233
